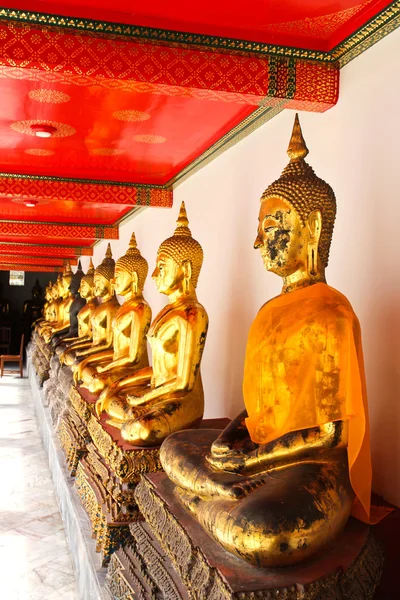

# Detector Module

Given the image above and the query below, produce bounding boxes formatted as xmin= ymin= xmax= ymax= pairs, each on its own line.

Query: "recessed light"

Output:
xmin=30 ymin=124 xmax=57 ymax=138
xmin=25 ymin=200 xmax=38 ymax=207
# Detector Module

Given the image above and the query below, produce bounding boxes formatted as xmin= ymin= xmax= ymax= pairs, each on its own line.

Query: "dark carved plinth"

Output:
xmin=31 ymin=332 xmax=53 ymax=386
xmin=121 ymin=472 xmax=385 ymax=600
xmin=58 ymin=385 xmax=96 ymax=475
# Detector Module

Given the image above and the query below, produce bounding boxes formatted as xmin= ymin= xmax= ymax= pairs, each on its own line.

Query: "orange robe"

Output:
xmin=243 ymin=283 xmax=373 ymax=523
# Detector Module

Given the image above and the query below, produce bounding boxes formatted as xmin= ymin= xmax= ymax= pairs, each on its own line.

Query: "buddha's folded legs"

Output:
xmin=161 ymin=430 xmax=354 ymax=567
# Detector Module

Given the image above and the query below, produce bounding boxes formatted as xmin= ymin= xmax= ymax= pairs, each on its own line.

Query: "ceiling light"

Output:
xmin=30 ymin=124 xmax=57 ymax=138
xmin=25 ymin=200 xmax=38 ymax=207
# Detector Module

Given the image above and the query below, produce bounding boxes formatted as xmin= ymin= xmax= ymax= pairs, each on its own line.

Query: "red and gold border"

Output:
xmin=0 ymin=219 xmax=118 ymax=240
xmin=0 ymin=174 xmax=173 ymax=207
xmin=0 ymin=242 xmax=93 ymax=258
xmin=0 ymin=22 xmax=339 ymax=110
xmin=1 ymin=2 xmax=399 ymax=67
xmin=0 ymin=263 xmax=63 ymax=272
xmin=0 ymin=254 xmax=77 ymax=266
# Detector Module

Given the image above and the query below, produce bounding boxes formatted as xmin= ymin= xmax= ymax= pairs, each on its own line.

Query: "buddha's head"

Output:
xmin=94 ymin=244 xmax=115 ymax=299
xmin=32 ymin=279 xmax=41 ymax=301
xmin=70 ymin=261 xmax=84 ymax=297
xmin=114 ymin=232 xmax=148 ymax=297
xmin=254 ymin=114 xmax=336 ymax=281
xmin=61 ymin=261 xmax=73 ymax=297
xmin=79 ymin=258 xmax=95 ymax=300
xmin=153 ymin=202 xmax=203 ymax=296
xmin=52 ymin=278 xmax=60 ymax=300
xmin=45 ymin=282 xmax=52 ymax=302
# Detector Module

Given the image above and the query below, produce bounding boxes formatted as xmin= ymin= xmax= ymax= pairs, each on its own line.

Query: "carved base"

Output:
xmin=130 ymin=473 xmax=385 ymax=600
xmin=58 ymin=385 xmax=95 ymax=475
xmin=74 ymin=414 xmax=163 ymax=564
xmin=106 ymin=522 xmax=190 ymax=600
xmin=31 ymin=334 xmax=53 ymax=386
xmin=49 ymin=367 xmax=73 ymax=429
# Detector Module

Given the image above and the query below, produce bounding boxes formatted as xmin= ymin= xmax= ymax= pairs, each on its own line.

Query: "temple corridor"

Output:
xmin=0 ymin=374 xmax=79 ymax=599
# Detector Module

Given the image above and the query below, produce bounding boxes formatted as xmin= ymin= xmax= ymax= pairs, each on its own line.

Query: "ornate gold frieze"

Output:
xmin=87 ymin=415 xmax=162 ymax=481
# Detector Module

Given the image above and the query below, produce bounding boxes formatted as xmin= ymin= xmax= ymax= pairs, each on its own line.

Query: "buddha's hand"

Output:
xmin=210 ymin=436 xmax=234 ymax=457
xmin=95 ymin=383 xmax=117 ymax=416
xmin=73 ymin=366 xmax=83 ymax=385
xmin=126 ymin=393 xmax=145 ymax=407
xmin=206 ymin=450 xmax=245 ymax=474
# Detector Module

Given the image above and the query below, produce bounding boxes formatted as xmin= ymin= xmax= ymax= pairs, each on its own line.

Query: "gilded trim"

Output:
xmin=0 ymin=171 xmax=168 ymax=190
xmin=0 ymin=2 xmax=399 ymax=65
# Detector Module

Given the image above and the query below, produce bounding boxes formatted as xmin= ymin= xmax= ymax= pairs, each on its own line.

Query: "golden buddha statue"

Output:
xmin=34 ymin=281 xmax=52 ymax=328
xmin=71 ymin=244 xmax=120 ymax=379
xmin=76 ymin=233 xmax=151 ymax=392
xmin=37 ymin=278 xmax=61 ymax=336
xmin=60 ymin=259 xmax=98 ymax=364
xmin=96 ymin=202 xmax=209 ymax=447
xmin=41 ymin=264 xmax=74 ymax=343
xmin=159 ymin=115 xmax=374 ymax=568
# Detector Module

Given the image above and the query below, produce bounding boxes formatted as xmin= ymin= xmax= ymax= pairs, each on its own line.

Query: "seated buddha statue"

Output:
xmin=59 ymin=259 xmax=98 ymax=364
xmin=96 ymin=202 xmax=209 ymax=447
xmin=71 ymin=244 xmax=120 ymax=378
xmin=76 ymin=232 xmax=151 ymax=393
xmin=160 ymin=115 xmax=374 ymax=568
xmin=53 ymin=262 xmax=86 ymax=349
xmin=41 ymin=264 xmax=74 ymax=343
xmin=23 ymin=278 xmax=42 ymax=319
xmin=33 ymin=281 xmax=52 ymax=329
xmin=37 ymin=278 xmax=61 ymax=336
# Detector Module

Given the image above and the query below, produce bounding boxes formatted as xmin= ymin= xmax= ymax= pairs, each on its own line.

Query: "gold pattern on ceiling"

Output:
xmin=11 ymin=120 xmax=76 ymax=138
xmin=92 ymin=148 xmax=125 ymax=156
xmin=25 ymin=148 xmax=55 ymax=156
xmin=261 ymin=0 xmax=375 ymax=39
xmin=113 ymin=110 xmax=151 ymax=122
xmin=28 ymin=89 xmax=71 ymax=104
xmin=133 ymin=134 xmax=166 ymax=144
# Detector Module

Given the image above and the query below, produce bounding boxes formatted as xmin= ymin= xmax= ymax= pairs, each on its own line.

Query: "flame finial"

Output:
xmin=174 ymin=201 xmax=192 ymax=237
xmin=287 ymin=113 xmax=309 ymax=162
xmin=129 ymin=232 xmax=137 ymax=249
xmin=87 ymin=258 xmax=95 ymax=275
xmin=105 ymin=243 xmax=112 ymax=259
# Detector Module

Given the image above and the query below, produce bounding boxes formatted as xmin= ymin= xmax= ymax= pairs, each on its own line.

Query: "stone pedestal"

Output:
xmin=58 ymin=385 xmax=95 ymax=475
xmin=106 ymin=472 xmax=384 ymax=600
xmin=31 ymin=330 xmax=53 ymax=386
xmin=75 ymin=413 xmax=162 ymax=564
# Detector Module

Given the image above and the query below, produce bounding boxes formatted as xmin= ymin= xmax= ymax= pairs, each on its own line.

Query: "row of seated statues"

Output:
xmin=29 ymin=115 xmax=384 ymax=599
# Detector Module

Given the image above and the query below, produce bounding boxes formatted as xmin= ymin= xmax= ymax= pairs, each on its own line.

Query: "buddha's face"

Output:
xmin=114 ymin=265 xmax=132 ymax=296
xmin=254 ymin=196 xmax=307 ymax=277
xmin=79 ymin=280 xmax=91 ymax=299
xmin=94 ymin=273 xmax=110 ymax=298
xmin=63 ymin=276 xmax=72 ymax=295
xmin=152 ymin=252 xmax=184 ymax=296
xmin=52 ymin=287 xmax=59 ymax=300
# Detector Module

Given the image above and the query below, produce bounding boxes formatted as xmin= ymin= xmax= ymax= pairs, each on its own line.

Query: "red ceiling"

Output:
xmin=0 ymin=78 xmax=255 ymax=186
xmin=0 ymin=0 xmax=393 ymax=51
xmin=0 ymin=197 xmax=131 ymax=225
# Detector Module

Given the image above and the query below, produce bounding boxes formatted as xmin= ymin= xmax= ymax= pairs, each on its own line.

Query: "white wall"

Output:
xmin=80 ymin=28 xmax=400 ymax=506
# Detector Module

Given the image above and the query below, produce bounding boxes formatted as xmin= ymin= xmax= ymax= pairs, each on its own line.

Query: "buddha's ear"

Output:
xmin=182 ymin=260 xmax=192 ymax=282
xmin=307 ymin=210 xmax=322 ymax=243
xmin=132 ymin=271 xmax=138 ymax=294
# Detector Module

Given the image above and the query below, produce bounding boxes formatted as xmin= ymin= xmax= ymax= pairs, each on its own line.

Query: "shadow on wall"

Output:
xmin=367 ymin=293 xmax=400 ymax=506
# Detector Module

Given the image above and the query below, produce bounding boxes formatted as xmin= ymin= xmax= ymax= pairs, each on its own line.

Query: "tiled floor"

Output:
xmin=0 ymin=372 xmax=79 ymax=599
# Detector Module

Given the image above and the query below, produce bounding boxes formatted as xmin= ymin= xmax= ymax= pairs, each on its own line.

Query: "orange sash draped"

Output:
xmin=243 ymin=283 xmax=377 ymax=523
